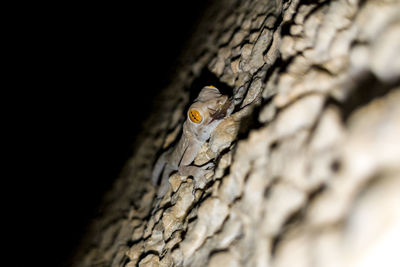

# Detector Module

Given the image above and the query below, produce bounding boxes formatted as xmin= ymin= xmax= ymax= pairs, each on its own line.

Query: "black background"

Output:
xmin=20 ymin=1 xmax=212 ymax=265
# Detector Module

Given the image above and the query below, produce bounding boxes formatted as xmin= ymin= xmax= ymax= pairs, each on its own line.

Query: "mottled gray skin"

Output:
xmin=152 ymin=86 xmax=234 ymax=198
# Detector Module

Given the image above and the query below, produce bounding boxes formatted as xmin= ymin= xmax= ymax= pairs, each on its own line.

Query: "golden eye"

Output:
xmin=188 ymin=109 xmax=202 ymax=123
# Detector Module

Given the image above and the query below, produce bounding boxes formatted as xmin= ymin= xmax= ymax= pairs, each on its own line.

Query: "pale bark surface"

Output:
xmin=72 ymin=0 xmax=400 ymax=266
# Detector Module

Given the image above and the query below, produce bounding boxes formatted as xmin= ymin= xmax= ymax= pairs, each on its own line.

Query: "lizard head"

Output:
xmin=188 ymin=86 xmax=233 ymax=125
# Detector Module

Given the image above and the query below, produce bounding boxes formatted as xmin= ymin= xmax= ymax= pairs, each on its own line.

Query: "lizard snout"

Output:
xmin=208 ymin=97 xmax=233 ymax=124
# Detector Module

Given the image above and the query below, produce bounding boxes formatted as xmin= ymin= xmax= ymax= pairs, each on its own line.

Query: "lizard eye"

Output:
xmin=188 ymin=109 xmax=202 ymax=124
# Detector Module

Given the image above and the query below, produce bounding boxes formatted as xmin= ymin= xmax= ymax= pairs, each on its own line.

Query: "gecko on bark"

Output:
xmin=152 ymin=85 xmax=234 ymax=200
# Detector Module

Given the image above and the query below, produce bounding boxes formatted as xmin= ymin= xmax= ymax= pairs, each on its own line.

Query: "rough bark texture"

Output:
xmin=73 ymin=0 xmax=400 ymax=266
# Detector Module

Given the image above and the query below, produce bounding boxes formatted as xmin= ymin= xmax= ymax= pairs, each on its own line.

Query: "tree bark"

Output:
xmin=72 ymin=0 xmax=400 ymax=266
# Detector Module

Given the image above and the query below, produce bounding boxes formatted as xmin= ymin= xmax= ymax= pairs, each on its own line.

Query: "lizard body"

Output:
xmin=152 ymin=86 xmax=234 ymax=198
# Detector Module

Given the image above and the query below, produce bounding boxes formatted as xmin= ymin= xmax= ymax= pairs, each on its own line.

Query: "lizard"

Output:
xmin=152 ymin=85 xmax=235 ymax=200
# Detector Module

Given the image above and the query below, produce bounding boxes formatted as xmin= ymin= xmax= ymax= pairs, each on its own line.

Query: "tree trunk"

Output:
xmin=72 ymin=0 xmax=400 ymax=266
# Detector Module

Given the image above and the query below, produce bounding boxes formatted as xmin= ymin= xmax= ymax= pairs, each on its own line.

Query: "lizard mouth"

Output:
xmin=208 ymin=97 xmax=233 ymax=124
